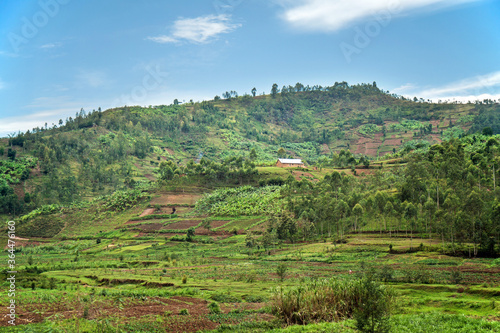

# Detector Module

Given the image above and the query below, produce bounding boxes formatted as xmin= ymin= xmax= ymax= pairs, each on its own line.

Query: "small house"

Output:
xmin=276 ymin=158 xmax=305 ymax=168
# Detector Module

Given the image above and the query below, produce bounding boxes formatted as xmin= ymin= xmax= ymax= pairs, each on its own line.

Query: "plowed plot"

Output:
xmin=159 ymin=206 xmax=192 ymax=214
xmin=140 ymin=208 xmax=155 ymax=217
xmin=150 ymin=193 xmax=202 ymax=205
xmin=196 ymin=220 xmax=231 ymax=235
xmin=292 ymin=171 xmax=316 ymax=181
xmin=430 ymin=134 xmax=442 ymax=143
xmin=135 ymin=223 xmax=163 ymax=231
xmin=366 ymin=142 xmax=381 ymax=149
xmin=138 ymin=206 xmax=193 ymax=217
xmin=353 ymin=145 xmax=364 ymax=154
xmin=0 ymin=296 xmax=222 ymax=332
xmin=356 ymin=168 xmax=377 ymax=175
xmin=384 ymin=138 xmax=402 ymax=146
xmin=126 ymin=219 xmax=165 ymax=225
xmin=249 ymin=221 xmax=269 ymax=232
xmin=166 ymin=219 xmax=201 ymax=230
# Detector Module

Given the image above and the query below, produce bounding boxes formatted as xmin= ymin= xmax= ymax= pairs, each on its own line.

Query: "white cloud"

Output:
xmin=419 ymin=71 xmax=500 ymax=97
xmin=0 ymin=50 xmax=20 ymax=58
xmin=280 ymin=0 xmax=482 ymax=32
xmin=392 ymin=83 xmax=417 ymax=94
xmin=147 ymin=14 xmax=241 ymax=44
xmin=147 ymin=36 xmax=179 ymax=44
xmin=0 ymin=107 xmax=76 ymax=137
xmin=392 ymin=71 xmax=500 ymax=103
xmin=40 ymin=42 xmax=62 ymax=49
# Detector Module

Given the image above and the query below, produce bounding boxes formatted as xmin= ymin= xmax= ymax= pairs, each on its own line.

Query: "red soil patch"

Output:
xmin=166 ymin=220 xmax=201 ymax=230
xmin=429 ymin=134 xmax=442 ymax=144
xmin=356 ymin=136 xmax=371 ymax=144
xmin=353 ymin=145 xmax=364 ymax=155
xmin=249 ymin=221 xmax=269 ymax=233
xmin=195 ymin=228 xmax=233 ymax=237
xmin=320 ymin=143 xmax=331 ymax=154
xmin=0 ymin=296 xmax=228 ymax=332
xmin=150 ymin=193 xmax=202 ymax=206
xmin=136 ymin=223 xmax=164 ymax=232
xmin=144 ymin=174 xmax=156 ymax=181
xmin=194 ymin=220 xmax=231 ymax=235
xmin=292 ymin=171 xmax=316 ymax=181
xmin=140 ymin=208 xmax=155 ymax=217
xmin=138 ymin=206 xmax=192 ymax=217
xmin=384 ymin=138 xmax=402 ymax=146
xmin=126 ymin=219 xmax=165 ymax=225
xmin=365 ymin=142 xmax=381 ymax=149
xmin=159 ymin=206 xmax=192 ymax=215
xmin=207 ymin=220 xmax=231 ymax=228
xmin=355 ymin=168 xmax=377 ymax=175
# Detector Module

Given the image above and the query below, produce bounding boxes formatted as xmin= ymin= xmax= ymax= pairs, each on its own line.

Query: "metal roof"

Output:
xmin=277 ymin=159 xmax=303 ymax=164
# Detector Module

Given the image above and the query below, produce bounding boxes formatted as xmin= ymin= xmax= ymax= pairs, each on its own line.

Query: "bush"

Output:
xmin=276 ymin=263 xmax=288 ymax=282
xmin=208 ymin=302 xmax=222 ymax=314
xmin=182 ymin=275 xmax=187 ymax=284
xmin=272 ymin=276 xmax=394 ymax=326
xmin=179 ymin=309 xmax=189 ymax=315
xmin=211 ymin=293 xmax=241 ymax=303
xmin=186 ymin=227 xmax=195 ymax=242
xmin=450 ymin=268 xmax=462 ymax=284
xmin=354 ymin=274 xmax=394 ymax=333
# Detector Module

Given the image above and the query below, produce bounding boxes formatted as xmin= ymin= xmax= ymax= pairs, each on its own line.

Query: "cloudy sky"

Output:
xmin=0 ymin=0 xmax=499 ymax=136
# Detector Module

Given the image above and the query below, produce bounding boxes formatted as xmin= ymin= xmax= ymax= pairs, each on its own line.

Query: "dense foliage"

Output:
xmin=195 ymin=186 xmax=284 ymax=216
xmin=282 ymin=135 xmax=500 ymax=256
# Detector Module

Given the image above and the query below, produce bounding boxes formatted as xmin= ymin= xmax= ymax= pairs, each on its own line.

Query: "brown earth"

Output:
xmin=0 ymin=296 xmax=270 ymax=332
xmin=384 ymin=138 xmax=402 ymax=146
xmin=166 ymin=220 xmax=202 ymax=230
xmin=137 ymin=206 xmax=193 ymax=217
xmin=125 ymin=218 xmax=166 ymax=225
xmin=292 ymin=171 xmax=316 ymax=181
xmin=140 ymin=208 xmax=155 ymax=217
xmin=150 ymin=193 xmax=203 ymax=206
xmin=144 ymin=174 xmax=156 ymax=181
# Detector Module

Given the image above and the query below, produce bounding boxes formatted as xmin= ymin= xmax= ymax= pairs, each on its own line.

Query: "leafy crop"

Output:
xmin=359 ymin=124 xmax=380 ymax=135
xmin=195 ymin=185 xmax=284 ymax=216
xmin=0 ymin=157 xmax=37 ymax=184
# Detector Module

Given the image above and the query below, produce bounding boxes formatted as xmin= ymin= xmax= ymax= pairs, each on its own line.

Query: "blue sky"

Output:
xmin=0 ymin=0 xmax=499 ymax=137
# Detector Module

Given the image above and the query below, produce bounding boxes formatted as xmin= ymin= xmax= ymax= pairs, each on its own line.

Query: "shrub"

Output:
xmin=276 ymin=263 xmax=288 ymax=282
xmin=450 ymin=268 xmax=462 ymax=284
xmin=211 ymin=293 xmax=241 ymax=303
xmin=379 ymin=265 xmax=394 ymax=282
xmin=83 ymin=306 xmax=89 ymax=319
xmin=272 ymin=276 xmax=394 ymax=326
xmin=186 ymin=227 xmax=195 ymax=242
xmin=179 ymin=309 xmax=189 ymax=315
xmin=245 ymin=295 xmax=268 ymax=303
xmin=208 ymin=302 xmax=221 ymax=314
xmin=354 ymin=274 xmax=394 ymax=333
xmin=182 ymin=275 xmax=187 ymax=284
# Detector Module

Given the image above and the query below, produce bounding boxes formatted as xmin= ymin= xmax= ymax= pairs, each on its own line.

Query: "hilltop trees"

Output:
xmin=158 ymin=156 xmax=258 ymax=187
xmin=271 ymin=83 xmax=279 ymax=98
xmin=281 ymin=135 xmax=499 ymax=256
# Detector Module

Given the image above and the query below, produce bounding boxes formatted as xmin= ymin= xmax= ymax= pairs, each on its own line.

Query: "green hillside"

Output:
xmin=1 ymin=82 xmax=499 ymax=219
xmin=1 ymin=83 xmax=500 ymax=331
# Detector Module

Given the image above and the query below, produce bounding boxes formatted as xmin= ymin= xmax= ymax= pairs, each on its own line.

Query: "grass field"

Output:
xmin=1 ymin=191 xmax=499 ymax=332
